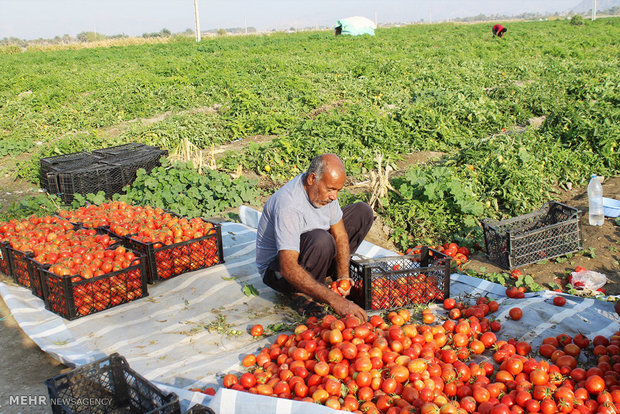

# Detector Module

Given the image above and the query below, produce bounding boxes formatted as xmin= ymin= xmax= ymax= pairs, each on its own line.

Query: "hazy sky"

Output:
xmin=1 ymin=0 xmax=582 ymax=40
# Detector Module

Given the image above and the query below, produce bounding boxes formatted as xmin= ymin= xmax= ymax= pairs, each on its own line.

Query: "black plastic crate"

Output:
xmin=92 ymin=142 xmax=148 ymax=158
xmin=482 ymin=201 xmax=582 ymax=270
xmin=98 ymin=146 xmax=166 ymax=162
xmin=46 ymin=159 xmax=96 ymax=194
xmin=47 ymin=172 xmax=61 ymax=195
xmin=102 ymin=149 xmax=167 ymax=187
xmin=0 ymin=241 xmax=11 ymax=276
xmin=41 ymin=257 xmax=148 ymax=320
xmin=58 ymin=162 xmax=124 ymax=204
xmin=46 ymin=353 xmax=180 ymax=414
xmin=125 ymin=220 xmax=224 ymax=283
xmin=5 ymin=246 xmax=45 ymax=298
xmin=349 ymin=248 xmax=451 ymax=311
xmin=40 ymin=152 xmax=95 ymax=190
xmin=184 ymin=404 xmax=215 ymax=414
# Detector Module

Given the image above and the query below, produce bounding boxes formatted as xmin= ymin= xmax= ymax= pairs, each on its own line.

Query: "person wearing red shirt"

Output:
xmin=492 ymin=24 xmax=507 ymax=38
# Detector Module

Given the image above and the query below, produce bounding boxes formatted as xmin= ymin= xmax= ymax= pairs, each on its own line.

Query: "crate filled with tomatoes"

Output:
xmin=6 ymin=246 xmax=46 ymax=298
xmin=124 ymin=216 xmax=223 ymax=283
xmin=41 ymin=244 xmax=148 ymax=320
xmin=46 ymin=352 xmax=180 ymax=414
xmin=57 ymin=201 xmax=148 ymax=230
xmin=0 ymin=216 xmax=76 ymax=297
xmin=0 ymin=240 xmax=10 ymax=276
xmin=58 ymin=202 xmax=224 ymax=283
xmin=482 ymin=201 xmax=582 ymax=270
xmin=349 ymin=247 xmax=451 ymax=311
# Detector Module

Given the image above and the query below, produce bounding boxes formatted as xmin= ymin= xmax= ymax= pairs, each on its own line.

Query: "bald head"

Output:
xmin=304 ymin=154 xmax=346 ymax=208
xmin=306 ymin=153 xmax=345 ymax=182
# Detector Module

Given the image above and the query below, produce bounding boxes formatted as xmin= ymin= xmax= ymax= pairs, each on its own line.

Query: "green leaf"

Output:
xmin=242 ymin=283 xmax=259 ymax=297
xmin=266 ymin=322 xmax=294 ymax=333
xmin=221 ymin=275 xmax=237 ymax=281
xmin=144 ymin=177 xmax=159 ymax=189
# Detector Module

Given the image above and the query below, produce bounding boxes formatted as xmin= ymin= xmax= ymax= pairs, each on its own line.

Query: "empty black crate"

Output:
xmin=125 ymin=220 xmax=224 ymax=283
xmin=349 ymin=248 xmax=451 ymax=311
xmin=41 ymin=257 xmax=148 ymax=320
xmin=46 ymin=353 xmax=180 ymax=414
xmin=58 ymin=162 xmax=124 ymax=203
xmin=102 ymin=149 xmax=168 ymax=187
xmin=40 ymin=152 xmax=94 ymax=190
xmin=482 ymin=201 xmax=582 ymax=270
xmin=47 ymin=173 xmax=61 ymax=195
xmin=0 ymin=241 xmax=11 ymax=276
xmin=92 ymin=142 xmax=153 ymax=159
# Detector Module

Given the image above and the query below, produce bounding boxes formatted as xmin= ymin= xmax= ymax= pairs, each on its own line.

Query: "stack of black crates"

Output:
xmin=41 ymin=143 xmax=168 ymax=203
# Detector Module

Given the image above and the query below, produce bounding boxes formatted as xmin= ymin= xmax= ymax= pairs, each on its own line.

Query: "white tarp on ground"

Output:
xmin=1 ymin=206 xmax=619 ymax=413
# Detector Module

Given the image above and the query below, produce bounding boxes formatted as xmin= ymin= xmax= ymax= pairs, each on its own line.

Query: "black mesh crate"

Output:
xmin=46 ymin=353 xmax=180 ymax=414
xmin=58 ymin=162 xmax=124 ymax=204
xmin=349 ymin=248 xmax=451 ymax=311
xmin=5 ymin=246 xmax=45 ymax=298
xmin=40 ymin=152 xmax=94 ymax=190
xmin=92 ymin=142 xmax=149 ymax=158
xmin=47 ymin=172 xmax=61 ymax=195
xmin=482 ymin=201 xmax=583 ymax=270
xmin=184 ymin=404 xmax=215 ymax=414
xmin=102 ymin=149 xmax=167 ymax=187
xmin=125 ymin=220 xmax=224 ymax=283
xmin=0 ymin=241 xmax=11 ymax=276
xmin=99 ymin=146 xmax=166 ymax=161
xmin=41 ymin=257 xmax=148 ymax=320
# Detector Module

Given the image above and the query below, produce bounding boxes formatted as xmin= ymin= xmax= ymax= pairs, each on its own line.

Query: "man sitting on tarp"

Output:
xmin=256 ymin=154 xmax=372 ymax=322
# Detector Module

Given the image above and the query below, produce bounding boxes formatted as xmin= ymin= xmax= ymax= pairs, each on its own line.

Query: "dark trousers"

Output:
xmin=262 ymin=202 xmax=374 ymax=295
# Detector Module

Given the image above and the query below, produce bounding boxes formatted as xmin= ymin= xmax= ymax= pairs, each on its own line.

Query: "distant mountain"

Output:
xmin=571 ymin=0 xmax=620 ymax=12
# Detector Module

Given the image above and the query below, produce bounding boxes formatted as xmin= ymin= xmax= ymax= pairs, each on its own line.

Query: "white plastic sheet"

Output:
xmin=1 ymin=206 xmax=619 ymax=413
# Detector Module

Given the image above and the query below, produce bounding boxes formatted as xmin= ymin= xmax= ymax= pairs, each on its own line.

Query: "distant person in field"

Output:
xmin=492 ymin=24 xmax=507 ymax=38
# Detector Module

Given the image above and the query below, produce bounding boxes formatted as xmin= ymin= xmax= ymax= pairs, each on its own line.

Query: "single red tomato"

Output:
xmin=509 ymin=307 xmax=523 ymax=321
xmin=553 ymin=296 xmax=567 ymax=307
xmin=443 ymin=298 xmax=456 ymax=310
xmin=250 ymin=324 xmax=264 ymax=337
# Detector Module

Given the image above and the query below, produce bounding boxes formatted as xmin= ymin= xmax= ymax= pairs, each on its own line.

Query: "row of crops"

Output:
xmin=0 ymin=19 xmax=618 ymax=248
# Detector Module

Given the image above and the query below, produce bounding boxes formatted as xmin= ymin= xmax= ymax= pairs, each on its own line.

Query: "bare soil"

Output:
xmin=0 ymin=141 xmax=618 ymax=411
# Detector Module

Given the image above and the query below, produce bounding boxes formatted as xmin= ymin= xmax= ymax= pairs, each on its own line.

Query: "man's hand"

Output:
xmin=330 ymin=278 xmax=353 ymax=297
xmin=337 ymin=278 xmax=352 ymax=296
xmin=329 ymin=295 xmax=367 ymax=322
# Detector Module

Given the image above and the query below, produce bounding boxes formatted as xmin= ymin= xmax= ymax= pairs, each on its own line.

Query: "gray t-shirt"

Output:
xmin=255 ymin=173 xmax=343 ymax=276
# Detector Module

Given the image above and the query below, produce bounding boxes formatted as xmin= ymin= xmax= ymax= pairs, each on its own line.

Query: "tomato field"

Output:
xmin=0 ymin=19 xmax=618 ymax=251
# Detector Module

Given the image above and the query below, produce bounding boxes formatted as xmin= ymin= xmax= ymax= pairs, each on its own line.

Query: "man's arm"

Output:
xmin=279 ymin=250 xmax=367 ymax=322
xmin=330 ymin=219 xmax=350 ymax=280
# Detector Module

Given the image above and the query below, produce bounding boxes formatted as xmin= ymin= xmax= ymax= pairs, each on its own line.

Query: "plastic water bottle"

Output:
xmin=587 ymin=174 xmax=604 ymax=226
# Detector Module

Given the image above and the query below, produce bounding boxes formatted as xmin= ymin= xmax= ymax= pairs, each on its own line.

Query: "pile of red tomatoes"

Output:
xmin=219 ymin=296 xmax=620 ymax=414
